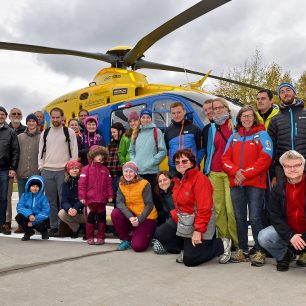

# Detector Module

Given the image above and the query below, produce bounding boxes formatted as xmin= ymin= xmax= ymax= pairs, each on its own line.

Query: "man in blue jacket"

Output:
xmin=15 ymin=175 xmax=50 ymax=241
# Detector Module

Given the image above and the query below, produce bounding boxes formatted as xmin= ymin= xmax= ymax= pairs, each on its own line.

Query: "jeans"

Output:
xmin=0 ymin=170 xmax=9 ymax=225
xmin=258 ymin=226 xmax=289 ymax=261
xmin=17 ymin=178 xmax=28 ymax=198
xmin=231 ymin=186 xmax=265 ymax=252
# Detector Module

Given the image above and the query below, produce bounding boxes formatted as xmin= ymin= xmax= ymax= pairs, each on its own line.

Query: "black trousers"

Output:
xmin=15 ymin=213 xmax=49 ymax=234
xmin=155 ymin=217 xmax=224 ymax=267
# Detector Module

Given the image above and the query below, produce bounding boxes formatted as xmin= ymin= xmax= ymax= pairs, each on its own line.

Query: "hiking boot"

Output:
xmin=5 ymin=222 xmax=11 ymax=230
xmin=71 ymin=231 xmax=79 ymax=239
xmin=219 ymin=238 xmax=232 ymax=264
xmin=250 ymin=250 xmax=266 ymax=267
xmin=152 ymin=239 xmax=167 ymax=255
xmin=276 ymin=250 xmax=294 ymax=272
xmin=87 ymin=238 xmax=95 ymax=245
xmin=1 ymin=224 xmax=11 ymax=235
xmin=230 ymin=249 xmax=249 ymax=263
xmin=296 ymin=252 xmax=306 ymax=267
xmin=41 ymin=231 xmax=49 ymax=240
xmin=117 ymin=240 xmax=131 ymax=251
xmin=21 ymin=230 xmax=35 ymax=241
xmin=48 ymin=228 xmax=59 ymax=237
xmin=176 ymin=251 xmax=184 ymax=263
xmin=96 ymin=238 xmax=105 ymax=245
xmin=14 ymin=227 xmax=24 ymax=234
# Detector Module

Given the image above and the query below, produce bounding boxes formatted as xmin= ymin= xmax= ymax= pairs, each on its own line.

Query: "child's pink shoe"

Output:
xmin=87 ymin=238 xmax=95 ymax=245
xmin=96 ymin=238 xmax=105 ymax=245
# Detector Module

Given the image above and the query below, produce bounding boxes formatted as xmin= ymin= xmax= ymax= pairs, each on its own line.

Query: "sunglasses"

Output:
xmin=175 ymin=159 xmax=190 ymax=165
xmin=12 ymin=112 xmax=21 ymax=116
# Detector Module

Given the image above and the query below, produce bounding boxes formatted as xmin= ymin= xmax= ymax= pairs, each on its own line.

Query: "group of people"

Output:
xmin=0 ymin=81 xmax=305 ymax=271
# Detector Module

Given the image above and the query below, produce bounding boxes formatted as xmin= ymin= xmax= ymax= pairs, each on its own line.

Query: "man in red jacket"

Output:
xmin=258 ymin=150 xmax=306 ymax=271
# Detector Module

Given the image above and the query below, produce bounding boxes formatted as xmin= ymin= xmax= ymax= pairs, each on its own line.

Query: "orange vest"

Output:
xmin=119 ymin=179 xmax=157 ymax=220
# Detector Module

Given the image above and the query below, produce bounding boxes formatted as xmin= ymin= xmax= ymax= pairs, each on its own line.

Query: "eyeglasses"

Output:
xmin=241 ymin=114 xmax=254 ymax=119
xmin=283 ymin=163 xmax=303 ymax=170
xmin=11 ymin=112 xmax=21 ymax=116
xmin=213 ymin=106 xmax=225 ymax=111
xmin=175 ymin=159 xmax=190 ymax=165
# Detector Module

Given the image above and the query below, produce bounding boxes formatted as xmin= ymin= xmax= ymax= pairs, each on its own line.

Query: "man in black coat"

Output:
xmin=0 ymin=106 xmax=20 ymax=235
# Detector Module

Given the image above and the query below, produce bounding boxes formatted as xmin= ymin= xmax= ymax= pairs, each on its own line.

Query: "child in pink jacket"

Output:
xmin=79 ymin=145 xmax=113 ymax=245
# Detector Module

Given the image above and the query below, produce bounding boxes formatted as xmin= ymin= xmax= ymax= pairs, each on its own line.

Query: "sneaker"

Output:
xmin=87 ymin=238 xmax=95 ymax=245
xmin=276 ymin=249 xmax=295 ymax=272
xmin=14 ymin=227 xmax=24 ymax=234
xmin=176 ymin=251 xmax=184 ymax=263
xmin=250 ymin=250 xmax=266 ymax=267
xmin=296 ymin=252 xmax=306 ymax=267
xmin=48 ymin=228 xmax=59 ymax=237
xmin=21 ymin=230 xmax=35 ymax=241
xmin=152 ymin=239 xmax=167 ymax=255
xmin=1 ymin=224 xmax=11 ymax=235
xmin=230 ymin=249 xmax=249 ymax=263
xmin=219 ymin=238 xmax=232 ymax=264
xmin=117 ymin=240 xmax=131 ymax=251
xmin=41 ymin=231 xmax=49 ymax=240
xmin=95 ymin=238 xmax=105 ymax=245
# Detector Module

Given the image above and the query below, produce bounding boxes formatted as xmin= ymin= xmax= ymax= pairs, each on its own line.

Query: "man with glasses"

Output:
xmin=268 ymin=82 xmax=306 ymax=187
xmin=258 ymin=150 xmax=306 ymax=271
xmin=164 ymin=102 xmax=203 ymax=175
xmin=5 ymin=108 xmax=26 ymax=232
xmin=0 ymin=106 xmax=20 ymax=235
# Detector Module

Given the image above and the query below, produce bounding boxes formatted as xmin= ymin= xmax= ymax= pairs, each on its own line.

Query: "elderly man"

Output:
xmin=258 ymin=150 xmax=306 ymax=271
xmin=5 ymin=108 xmax=26 ymax=231
xmin=268 ymin=82 xmax=306 ymax=187
xmin=0 ymin=106 xmax=19 ymax=235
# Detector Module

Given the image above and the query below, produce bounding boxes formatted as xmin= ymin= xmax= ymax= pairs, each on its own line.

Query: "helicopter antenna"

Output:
xmin=183 ymin=64 xmax=190 ymax=87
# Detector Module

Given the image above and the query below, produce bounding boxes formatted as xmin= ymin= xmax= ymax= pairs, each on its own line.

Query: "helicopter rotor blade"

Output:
xmin=0 ymin=42 xmax=117 ymax=64
xmin=123 ymin=0 xmax=231 ymax=66
xmin=136 ymin=59 xmax=275 ymax=93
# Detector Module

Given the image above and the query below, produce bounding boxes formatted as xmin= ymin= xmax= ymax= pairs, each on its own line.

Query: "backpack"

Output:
xmin=41 ymin=126 xmax=72 ymax=159
xmin=133 ymin=127 xmax=159 ymax=153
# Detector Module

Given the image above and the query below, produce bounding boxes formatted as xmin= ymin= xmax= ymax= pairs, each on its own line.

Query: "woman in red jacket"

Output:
xmin=222 ymin=105 xmax=273 ymax=265
xmin=154 ymin=149 xmax=232 ymax=266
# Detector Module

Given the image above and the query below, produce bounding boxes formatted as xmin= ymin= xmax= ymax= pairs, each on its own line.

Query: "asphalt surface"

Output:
xmin=0 ymin=194 xmax=305 ymax=306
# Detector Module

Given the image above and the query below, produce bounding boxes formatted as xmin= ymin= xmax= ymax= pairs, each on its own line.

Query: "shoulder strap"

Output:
xmin=216 ymin=124 xmax=228 ymax=143
xmin=41 ymin=127 xmax=51 ymax=159
xmin=63 ymin=126 xmax=72 ymax=158
xmin=154 ymin=128 xmax=159 ymax=153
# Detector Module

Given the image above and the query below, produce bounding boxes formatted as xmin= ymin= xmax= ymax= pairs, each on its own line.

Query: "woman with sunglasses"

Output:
xmin=222 ymin=105 xmax=272 ymax=265
xmin=154 ymin=149 xmax=232 ymax=266
xmin=204 ymin=98 xmax=239 ymax=250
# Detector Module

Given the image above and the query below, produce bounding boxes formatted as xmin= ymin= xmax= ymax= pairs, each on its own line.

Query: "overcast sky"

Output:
xmin=0 ymin=0 xmax=306 ymax=115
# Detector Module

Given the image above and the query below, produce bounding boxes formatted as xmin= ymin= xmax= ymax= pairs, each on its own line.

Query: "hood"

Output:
xmin=238 ymin=124 xmax=265 ymax=136
xmin=140 ymin=122 xmax=156 ymax=130
xmin=280 ymin=99 xmax=304 ymax=111
xmin=25 ymin=175 xmax=45 ymax=196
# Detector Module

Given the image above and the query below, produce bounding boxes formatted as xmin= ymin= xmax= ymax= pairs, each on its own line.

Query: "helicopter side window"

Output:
xmin=152 ymin=99 xmax=175 ymax=130
xmin=110 ymin=104 xmax=146 ymax=128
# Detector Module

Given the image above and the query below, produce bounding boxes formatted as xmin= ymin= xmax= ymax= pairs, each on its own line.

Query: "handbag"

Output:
xmin=176 ymin=211 xmax=195 ymax=238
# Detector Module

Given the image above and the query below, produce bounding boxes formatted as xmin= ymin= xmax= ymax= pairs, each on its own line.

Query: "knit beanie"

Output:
xmin=84 ymin=116 xmax=98 ymax=127
xmin=28 ymin=179 xmax=41 ymax=190
xmin=128 ymin=111 xmax=140 ymax=122
xmin=0 ymin=106 xmax=8 ymax=116
xmin=65 ymin=160 xmax=82 ymax=173
xmin=277 ymin=82 xmax=297 ymax=98
xmin=26 ymin=113 xmax=38 ymax=124
xmin=140 ymin=108 xmax=152 ymax=119
xmin=122 ymin=161 xmax=139 ymax=174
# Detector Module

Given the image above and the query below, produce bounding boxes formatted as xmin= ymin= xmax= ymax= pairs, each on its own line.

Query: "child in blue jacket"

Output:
xmin=16 ymin=175 xmax=50 ymax=241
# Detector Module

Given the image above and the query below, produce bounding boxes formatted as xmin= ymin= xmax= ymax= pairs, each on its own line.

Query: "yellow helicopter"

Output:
xmin=0 ymin=0 xmax=264 ymax=143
